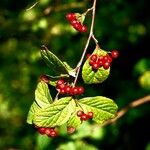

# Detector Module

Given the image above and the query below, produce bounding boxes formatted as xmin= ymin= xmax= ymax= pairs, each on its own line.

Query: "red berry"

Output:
xmin=103 ymin=62 xmax=110 ymax=69
xmin=38 ymin=127 xmax=46 ymax=135
xmin=40 ymin=74 xmax=50 ymax=84
xmin=49 ymin=130 xmax=58 ymax=137
xmin=92 ymin=63 xmax=99 ymax=70
xmin=73 ymin=22 xmax=81 ymax=30
xmin=102 ymin=55 xmax=109 ymax=62
xmin=70 ymin=20 xmax=78 ymax=26
xmin=107 ymin=55 xmax=113 ymax=63
xmin=90 ymin=54 xmax=97 ymax=62
xmin=59 ymin=88 xmax=66 ymax=94
xmin=66 ymin=13 xmax=76 ymax=21
xmin=67 ymin=127 xmax=76 ymax=134
xmin=111 ymin=50 xmax=119 ymax=58
xmin=45 ymin=128 xmax=52 ymax=136
xmin=64 ymin=86 xmax=71 ymax=94
xmin=77 ymin=86 xmax=85 ymax=95
xmin=57 ymin=79 xmax=64 ymax=86
xmin=80 ymin=114 xmax=88 ymax=121
xmin=87 ymin=112 xmax=94 ymax=119
xmin=72 ymin=87 xmax=78 ymax=95
xmin=77 ymin=110 xmax=84 ymax=117
xmin=79 ymin=25 xmax=87 ymax=32
xmin=97 ymin=60 xmax=103 ymax=67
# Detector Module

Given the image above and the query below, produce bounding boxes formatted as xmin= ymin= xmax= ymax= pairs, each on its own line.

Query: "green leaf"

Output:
xmin=40 ymin=48 xmax=69 ymax=76
xmin=82 ymin=48 xmax=110 ymax=84
xmin=79 ymin=96 xmax=118 ymax=124
xmin=27 ymin=102 xmax=41 ymax=124
xmin=67 ymin=107 xmax=82 ymax=128
xmin=35 ymin=81 xmax=53 ymax=107
xmin=33 ymin=97 xmax=76 ymax=127
xmin=63 ymin=61 xmax=76 ymax=77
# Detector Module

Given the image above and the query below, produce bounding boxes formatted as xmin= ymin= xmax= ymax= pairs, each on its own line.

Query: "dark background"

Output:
xmin=0 ymin=0 xmax=150 ymax=149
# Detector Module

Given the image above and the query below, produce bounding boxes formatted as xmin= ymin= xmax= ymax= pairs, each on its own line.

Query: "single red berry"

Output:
xmin=73 ymin=22 xmax=81 ymax=30
xmin=66 ymin=13 xmax=76 ymax=21
xmin=72 ymin=87 xmax=78 ymax=95
xmin=80 ymin=114 xmax=88 ymax=121
xmin=67 ymin=127 xmax=76 ymax=134
xmin=87 ymin=112 xmax=94 ymax=119
xmin=98 ymin=60 xmax=103 ymax=67
xmin=90 ymin=54 xmax=97 ymax=62
xmin=57 ymin=79 xmax=64 ymax=86
xmin=45 ymin=128 xmax=52 ymax=136
xmin=64 ymin=86 xmax=71 ymax=94
xmin=57 ymin=83 xmax=66 ymax=89
xmin=70 ymin=20 xmax=78 ymax=26
xmin=103 ymin=62 xmax=110 ymax=69
xmin=49 ymin=130 xmax=58 ymax=137
xmin=59 ymin=88 xmax=66 ymax=94
xmin=40 ymin=74 xmax=50 ymax=84
xmin=77 ymin=110 xmax=84 ymax=117
xmin=111 ymin=50 xmax=119 ymax=58
xmin=79 ymin=25 xmax=87 ymax=32
xmin=92 ymin=63 xmax=99 ymax=70
xmin=102 ymin=55 xmax=109 ymax=63
xmin=77 ymin=86 xmax=85 ymax=95
xmin=107 ymin=55 xmax=113 ymax=63
xmin=38 ymin=127 xmax=46 ymax=135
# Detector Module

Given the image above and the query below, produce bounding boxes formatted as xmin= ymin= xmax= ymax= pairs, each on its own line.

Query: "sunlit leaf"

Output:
xmin=35 ymin=81 xmax=53 ymax=107
xmin=79 ymin=96 xmax=118 ymax=124
xmin=33 ymin=97 xmax=76 ymax=127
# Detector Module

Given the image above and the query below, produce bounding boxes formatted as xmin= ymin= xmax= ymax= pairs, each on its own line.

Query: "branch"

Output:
xmin=43 ymin=2 xmax=86 ymax=15
xmin=102 ymin=95 xmax=150 ymax=126
xmin=73 ymin=0 xmax=98 ymax=86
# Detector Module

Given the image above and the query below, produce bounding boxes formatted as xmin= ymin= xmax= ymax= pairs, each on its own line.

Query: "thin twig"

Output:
xmin=73 ymin=0 xmax=98 ymax=86
xmin=26 ymin=1 xmax=38 ymax=11
xmin=102 ymin=95 xmax=150 ymax=126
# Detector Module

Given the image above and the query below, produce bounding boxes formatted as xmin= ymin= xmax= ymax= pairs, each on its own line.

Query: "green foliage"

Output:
xmin=0 ymin=0 xmax=149 ymax=149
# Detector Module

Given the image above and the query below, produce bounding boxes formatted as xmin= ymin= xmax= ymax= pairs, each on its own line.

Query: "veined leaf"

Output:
xmin=40 ymin=48 xmax=69 ymax=76
xmin=33 ymin=97 xmax=76 ymax=127
xmin=35 ymin=81 xmax=53 ymax=107
xmin=27 ymin=102 xmax=41 ymax=124
xmin=82 ymin=48 xmax=110 ymax=84
xmin=79 ymin=96 xmax=118 ymax=124
xmin=67 ymin=107 xmax=82 ymax=128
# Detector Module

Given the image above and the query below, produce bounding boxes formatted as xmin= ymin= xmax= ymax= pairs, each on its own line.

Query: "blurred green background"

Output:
xmin=0 ymin=0 xmax=150 ymax=150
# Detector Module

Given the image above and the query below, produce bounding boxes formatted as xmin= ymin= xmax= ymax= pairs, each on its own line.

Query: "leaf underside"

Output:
xmin=40 ymin=49 xmax=69 ymax=76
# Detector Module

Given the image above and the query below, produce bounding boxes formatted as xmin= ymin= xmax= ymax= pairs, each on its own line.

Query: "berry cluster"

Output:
xmin=88 ymin=50 xmax=119 ymax=70
xmin=56 ymin=79 xmax=85 ymax=95
xmin=37 ymin=127 xmax=58 ymax=137
xmin=66 ymin=13 xmax=87 ymax=32
xmin=77 ymin=110 xmax=94 ymax=121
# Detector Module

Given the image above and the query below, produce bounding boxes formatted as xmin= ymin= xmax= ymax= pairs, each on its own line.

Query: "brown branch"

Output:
xmin=73 ymin=0 xmax=97 ymax=86
xmin=43 ymin=2 xmax=86 ymax=15
xmin=102 ymin=95 xmax=150 ymax=126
